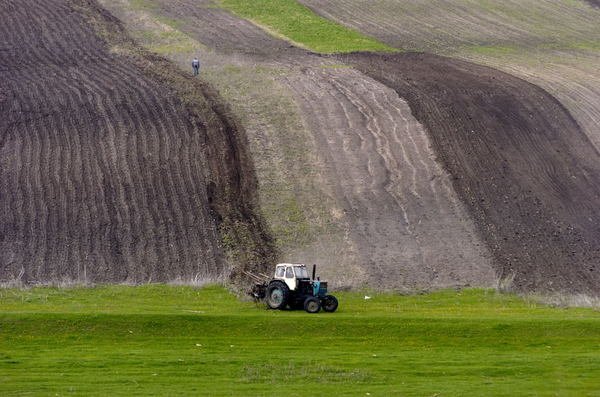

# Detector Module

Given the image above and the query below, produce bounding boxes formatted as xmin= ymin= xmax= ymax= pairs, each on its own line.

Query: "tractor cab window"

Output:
xmin=294 ymin=266 xmax=309 ymax=279
xmin=276 ymin=267 xmax=285 ymax=278
xmin=285 ymin=267 xmax=294 ymax=278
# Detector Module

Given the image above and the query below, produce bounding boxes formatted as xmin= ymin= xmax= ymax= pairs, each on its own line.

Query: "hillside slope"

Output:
xmin=299 ymin=0 xmax=600 ymax=150
xmin=100 ymin=0 xmax=497 ymax=289
xmin=6 ymin=0 xmax=598 ymax=294
xmin=341 ymin=52 xmax=600 ymax=293
xmin=0 ymin=0 xmax=274 ymax=283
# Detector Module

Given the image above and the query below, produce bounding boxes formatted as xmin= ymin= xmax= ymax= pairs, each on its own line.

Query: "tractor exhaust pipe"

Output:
xmin=312 ymin=264 xmax=316 ymax=281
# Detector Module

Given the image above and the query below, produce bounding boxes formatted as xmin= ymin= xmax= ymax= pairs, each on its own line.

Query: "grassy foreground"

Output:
xmin=218 ymin=0 xmax=394 ymax=53
xmin=1 ymin=285 xmax=599 ymax=396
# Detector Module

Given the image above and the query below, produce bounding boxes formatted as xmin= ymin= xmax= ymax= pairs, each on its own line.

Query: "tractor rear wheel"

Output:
xmin=303 ymin=297 xmax=321 ymax=313
xmin=322 ymin=295 xmax=338 ymax=312
xmin=265 ymin=281 xmax=289 ymax=310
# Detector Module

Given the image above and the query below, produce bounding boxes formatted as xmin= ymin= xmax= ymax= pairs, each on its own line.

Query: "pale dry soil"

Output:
xmin=340 ymin=52 xmax=600 ymax=294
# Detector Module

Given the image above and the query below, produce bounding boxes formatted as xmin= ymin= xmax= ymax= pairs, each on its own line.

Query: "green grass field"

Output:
xmin=1 ymin=285 xmax=599 ymax=396
xmin=218 ymin=0 xmax=395 ymax=53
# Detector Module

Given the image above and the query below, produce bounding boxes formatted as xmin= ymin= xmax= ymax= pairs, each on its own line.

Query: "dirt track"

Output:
xmin=0 ymin=0 xmax=274 ymax=283
xmin=340 ymin=52 xmax=600 ymax=293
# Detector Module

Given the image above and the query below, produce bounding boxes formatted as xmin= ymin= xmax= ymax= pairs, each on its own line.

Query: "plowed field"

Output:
xmin=101 ymin=0 xmax=497 ymax=289
xmin=283 ymin=66 xmax=494 ymax=288
xmin=299 ymin=0 xmax=600 ymax=149
xmin=6 ymin=0 xmax=599 ymax=294
xmin=100 ymin=0 xmax=600 ymax=294
xmin=0 ymin=0 xmax=274 ymax=283
xmin=340 ymin=52 xmax=600 ymax=294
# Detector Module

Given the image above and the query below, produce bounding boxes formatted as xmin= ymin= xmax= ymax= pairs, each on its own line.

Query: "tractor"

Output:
xmin=247 ymin=263 xmax=338 ymax=313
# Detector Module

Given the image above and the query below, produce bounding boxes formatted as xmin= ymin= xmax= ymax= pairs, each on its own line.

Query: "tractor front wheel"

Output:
xmin=304 ymin=297 xmax=321 ymax=313
xmin=265 ymin=281 xmax=290 ymax=310
xmin=322 ymin=295 xmax=338 ymax=312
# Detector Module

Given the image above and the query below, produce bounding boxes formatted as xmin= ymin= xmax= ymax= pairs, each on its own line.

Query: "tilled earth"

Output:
xmin=340 ymin=52 xmax=600 ymax=293
xmin=146 ymin=0 xmax=310 ymax=62
xmin=104 ymin=0 xmax=498 ymax=289
xmin=4 ymin=0 xmax=599 ymax=294
xmin=83 ymin=0 xmax=600 ymax=294
xmin=0 ymin=0 xmax=272 ymax=283
xmin=299 ymin=0 xmax=600 ymax=153
xmin=283 ymin=66 xmax=495 ymax=289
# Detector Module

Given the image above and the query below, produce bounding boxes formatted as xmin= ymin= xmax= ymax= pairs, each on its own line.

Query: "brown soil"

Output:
xmin=0 ymin=0 xmax=275 ymax=283
xmin=299 ymin=0 xmax=600 ymax=156
xmin=300 ymin=0 xmax=599 ymax=53
xmin=283 ymin=67 xmax=495 ymax=289
xmin=339 ymin=52 xmax=600 ymax=294
xmin=111 ymin=0 xmax=498 ymax=290
xmin=95 ymin=0 xmax=600 ymax=294
xmin=8 ymin=0 xmax=596 ymax=294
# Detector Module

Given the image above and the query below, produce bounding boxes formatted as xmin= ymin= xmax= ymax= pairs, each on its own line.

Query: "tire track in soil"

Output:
xmin=0 ymin=0 xmax=243 ymax=283
xmin=340 ymin=52 xmax=600 ymax=294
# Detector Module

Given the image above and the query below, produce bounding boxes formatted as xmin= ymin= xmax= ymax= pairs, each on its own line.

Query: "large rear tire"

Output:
xmin=304 ymin=296 xmax=321 ymax=313
xmin=265 ymin=281 xmax=290 ymax=310
xmin=322 ymin=295 xmax=338 ymax=312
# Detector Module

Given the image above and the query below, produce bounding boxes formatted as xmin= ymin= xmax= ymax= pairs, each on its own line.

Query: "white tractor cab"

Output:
xmin=274 ymin=263 xmax=310 ymax=291
xmin=264 ymin=263 xmax=338 ymax=313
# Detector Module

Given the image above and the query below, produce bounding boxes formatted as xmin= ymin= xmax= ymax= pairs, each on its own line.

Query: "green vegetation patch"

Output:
xmin=218 ymin=0 xmax=395 ymax=53
xmin=1 ymin=286 xmax=599 ymax=395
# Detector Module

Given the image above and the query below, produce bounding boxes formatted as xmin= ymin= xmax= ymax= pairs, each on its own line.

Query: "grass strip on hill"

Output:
xmin=1 ymin=285 xmax=599 ymax=396
xmin=218 ymin=0 xmax=395 ymax=53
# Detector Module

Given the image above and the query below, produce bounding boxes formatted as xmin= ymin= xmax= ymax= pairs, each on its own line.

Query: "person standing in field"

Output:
xmin=192 ymin=57 xmax=200 ymax=76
